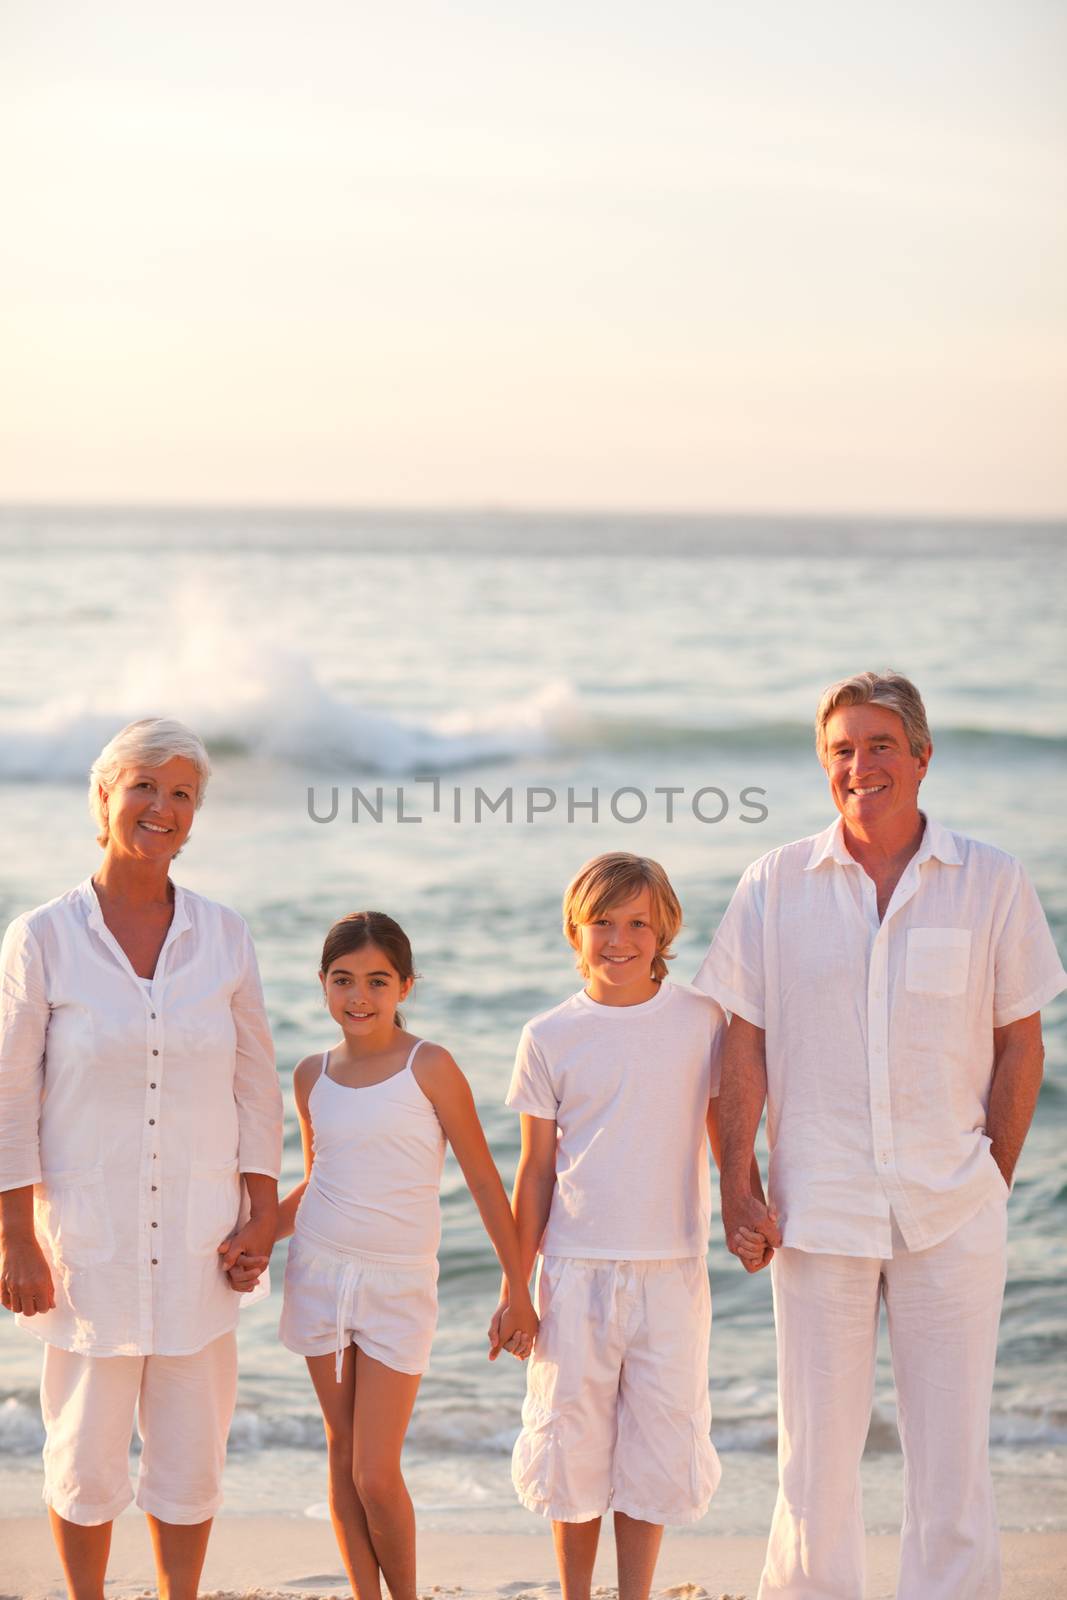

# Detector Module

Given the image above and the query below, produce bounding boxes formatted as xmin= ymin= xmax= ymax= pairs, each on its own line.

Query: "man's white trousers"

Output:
xmin=759 ymin=1192 xmax=1007 ymax=1600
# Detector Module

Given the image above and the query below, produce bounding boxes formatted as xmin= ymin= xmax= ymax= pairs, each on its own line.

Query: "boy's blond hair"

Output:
xmin=563 ymin=852 xmax=682 ymax=983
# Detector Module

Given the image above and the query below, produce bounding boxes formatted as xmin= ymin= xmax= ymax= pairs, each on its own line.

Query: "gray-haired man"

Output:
xmin=696 ymin=670 xmax=1065 ymax=1599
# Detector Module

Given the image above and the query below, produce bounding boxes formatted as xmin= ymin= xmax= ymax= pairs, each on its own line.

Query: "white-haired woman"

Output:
xmin=0 ymin=718 xmax=283 ymax=1600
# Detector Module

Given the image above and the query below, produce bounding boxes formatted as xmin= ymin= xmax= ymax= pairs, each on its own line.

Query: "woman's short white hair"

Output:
xmin=815 ymin=670 xmax=931 ymax=763
xmin=89 ymin=718 xmax=212 ymax=846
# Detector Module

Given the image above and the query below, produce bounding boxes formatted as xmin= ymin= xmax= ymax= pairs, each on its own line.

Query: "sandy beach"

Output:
xmin=4 ymin=1517 xmax=1065 ymax=1600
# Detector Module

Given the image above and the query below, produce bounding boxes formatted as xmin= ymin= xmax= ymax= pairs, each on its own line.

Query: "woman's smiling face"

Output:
xmin=99 ymin=757 xmax=201 ymax=863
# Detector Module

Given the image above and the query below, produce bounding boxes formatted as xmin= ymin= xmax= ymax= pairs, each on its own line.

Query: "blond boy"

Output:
xmin=491 ymin=852 xmax=729 ymax=1600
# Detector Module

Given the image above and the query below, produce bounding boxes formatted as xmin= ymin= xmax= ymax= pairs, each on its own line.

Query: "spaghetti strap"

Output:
xmin=321 ymin=1049 xmax=331 ymax=1081
xmin=404 ymin=1039 xmax=424 ymax=1073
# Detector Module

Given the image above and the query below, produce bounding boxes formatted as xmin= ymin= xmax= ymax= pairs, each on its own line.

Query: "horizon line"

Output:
xmin=1 ymin=499 xmax=1066 ymax=527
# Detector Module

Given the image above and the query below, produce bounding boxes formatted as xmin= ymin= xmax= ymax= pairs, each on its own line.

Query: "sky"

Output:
xmin=1 ymin=1 xmax=1065 ymax=514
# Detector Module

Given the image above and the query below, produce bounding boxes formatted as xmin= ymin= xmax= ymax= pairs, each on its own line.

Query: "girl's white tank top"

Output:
xmin=295 ymin=1040 xmax=447 ymax=1263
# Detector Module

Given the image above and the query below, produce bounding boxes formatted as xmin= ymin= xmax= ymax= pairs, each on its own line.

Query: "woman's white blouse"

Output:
xmin=0 ymin=879 xmax=283 ymax=1356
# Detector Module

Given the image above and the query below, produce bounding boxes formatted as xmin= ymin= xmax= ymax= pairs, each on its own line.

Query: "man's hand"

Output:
xmin=0 ymin=1230 xmax=56 ymax=1316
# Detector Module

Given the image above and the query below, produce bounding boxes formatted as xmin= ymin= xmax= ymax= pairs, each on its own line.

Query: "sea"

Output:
xmin=0 ymin=508 xmax=1064 ymax=1537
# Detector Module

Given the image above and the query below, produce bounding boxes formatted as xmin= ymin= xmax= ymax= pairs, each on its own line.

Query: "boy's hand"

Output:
xmin=498 ymin=1295 xmax=538 ymax=1361
xmin=734 ymin=1222 xmax=776 ymax=1273
xmin=723 ymin=1183 xmax=781 ymax=1272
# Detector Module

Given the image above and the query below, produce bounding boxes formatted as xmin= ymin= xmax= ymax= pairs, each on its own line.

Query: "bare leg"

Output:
xmin=306 ymin=1349 xmax=383 ymax=1600
xmin=553 ymin=1517 xmax=601 ymax=1600
xmin=614 ymin=1512 xmax=663 ymax=1600
xmin=47 ymin=1511 xmax=112 ymax=1600
xmin=144 ymin=1515 xmax=213 ymax=1600
xmin=351 ymin=1347 xmax=423 ymax=1600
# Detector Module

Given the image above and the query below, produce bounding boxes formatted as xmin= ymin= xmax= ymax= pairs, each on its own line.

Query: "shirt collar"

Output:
xmin=804 ymin=813 xmax=962 ymax=872
xmin=79 ymin=875 xmax=192 ymax=939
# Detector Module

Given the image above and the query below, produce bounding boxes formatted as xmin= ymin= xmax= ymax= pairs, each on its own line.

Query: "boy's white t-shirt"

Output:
xmin=505 ymin=979 xmax=725 ymax=1260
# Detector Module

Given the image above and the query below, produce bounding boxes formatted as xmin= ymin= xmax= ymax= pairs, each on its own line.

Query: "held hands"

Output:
xmin=487 ymin=1293 xmax=539 ymax=1362
xmin=218 ymin=1213 xmax=276 ymax=1295
xmin=0 ymin=1231 xmax=56 ymax=1317
xmin=722 ymin=1185 xmax=781 ymax=1274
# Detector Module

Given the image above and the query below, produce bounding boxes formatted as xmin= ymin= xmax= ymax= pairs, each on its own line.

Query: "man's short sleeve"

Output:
xmin=504 ymin=1025 xmax=558 ymax=1119
xmin=992 ymin=862 xmax=1067 ymax=1028
xmin=693 ymin=864 xmax=767 ymax=1029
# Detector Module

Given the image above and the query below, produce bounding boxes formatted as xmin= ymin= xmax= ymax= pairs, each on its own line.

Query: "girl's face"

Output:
xmin=320 ymin=942 xmax=412 ymax=1042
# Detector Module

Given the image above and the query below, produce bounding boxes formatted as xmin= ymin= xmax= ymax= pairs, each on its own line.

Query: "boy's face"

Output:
xmin=576 ymin=886 xmax=660 ymax=997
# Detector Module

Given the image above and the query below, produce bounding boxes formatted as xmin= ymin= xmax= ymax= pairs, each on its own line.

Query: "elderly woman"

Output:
xmin=0 ymin=718 xmax=283 ymax=1600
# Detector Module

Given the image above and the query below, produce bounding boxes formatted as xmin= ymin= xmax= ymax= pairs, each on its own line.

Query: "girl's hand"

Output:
xmin=487 ymin=1297 xmax=508 ymax=1361
xmin=218 ymin=1213 xmax=276 ymax=1275
xmin=498 ymin=1296 xmax=539 ymax=1361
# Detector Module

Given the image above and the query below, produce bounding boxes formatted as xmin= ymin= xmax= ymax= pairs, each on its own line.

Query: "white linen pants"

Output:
xmin=40 ymin=1332 xmax=238 ymax=1526
xmin=759 ymin=1193 xmax=1007 ymax=1600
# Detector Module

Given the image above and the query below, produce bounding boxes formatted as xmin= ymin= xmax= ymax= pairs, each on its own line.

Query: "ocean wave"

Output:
xmin=0 ymin=1395 xmax=45 ymax=1455
xmin=1 ymin=669 xmax=1063 ymax=784
xmin=3 ymin=1392 xmax=1066 ymax=1462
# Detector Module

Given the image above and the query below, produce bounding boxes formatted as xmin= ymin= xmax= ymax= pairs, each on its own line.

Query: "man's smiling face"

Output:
xmin=822 ymin=703 xmax=931 ymax=835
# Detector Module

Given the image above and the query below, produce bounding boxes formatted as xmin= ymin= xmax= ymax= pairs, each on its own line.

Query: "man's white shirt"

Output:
xmin=695 ymin=816 xmax=1066 ymax=1257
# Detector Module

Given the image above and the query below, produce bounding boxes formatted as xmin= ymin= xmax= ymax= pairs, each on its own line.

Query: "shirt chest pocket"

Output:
xmin=905 ymin=927 xmax=971 ymax=997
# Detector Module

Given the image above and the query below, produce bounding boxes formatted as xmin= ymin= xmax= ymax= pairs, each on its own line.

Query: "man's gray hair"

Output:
xmin=89 ymin=718 xmax=212 ymax=846
xmin=815 ymin=671 xmax=931 ymax=763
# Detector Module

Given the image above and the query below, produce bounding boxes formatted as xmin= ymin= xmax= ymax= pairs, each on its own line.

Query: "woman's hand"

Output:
xmin=0 ymin=1228 xmax=56 ymax=1317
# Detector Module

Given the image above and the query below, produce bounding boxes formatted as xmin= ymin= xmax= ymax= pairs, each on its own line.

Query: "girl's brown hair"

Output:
xmin=320 ymin=912 xmax=416 ymax=1029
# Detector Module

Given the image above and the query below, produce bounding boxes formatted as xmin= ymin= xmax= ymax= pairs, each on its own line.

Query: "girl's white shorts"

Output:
xmin=513 ymin=1255 xmax=721 ymax=1525
xmin=40 ymin=1331 xmax=238 ymax=1526
xmin=280 ymin=1233 xmax=438 ymax=1381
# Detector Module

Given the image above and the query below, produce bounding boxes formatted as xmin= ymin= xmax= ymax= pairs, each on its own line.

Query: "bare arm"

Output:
xmin=707 ymin=1095 xmax=722 ymax=1169
xmin=276 ymin=1057 xmax=317 ymax=1240
xmin=224 ymin=1058 xmax=312 ymax=1291
xmin=418 ymin=1050 xmax=536 ymax=1299
xmin=508 ymin=1113 xmax=558 ymax=1290
xmin=488 ymin=1112 xmax=557 ymax=1361
xmin=986 ymin=1012 xmax=1044 ymax=1188
xmin=719 ymin=1015 xmax=781 ymax=1270
xmin=415 ymin=1048 xmax=538 ymax=1356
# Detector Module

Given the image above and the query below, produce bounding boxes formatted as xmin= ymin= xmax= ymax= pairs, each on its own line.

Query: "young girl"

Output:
xmin=270 ymin=911 xmax=537 ymax=1600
